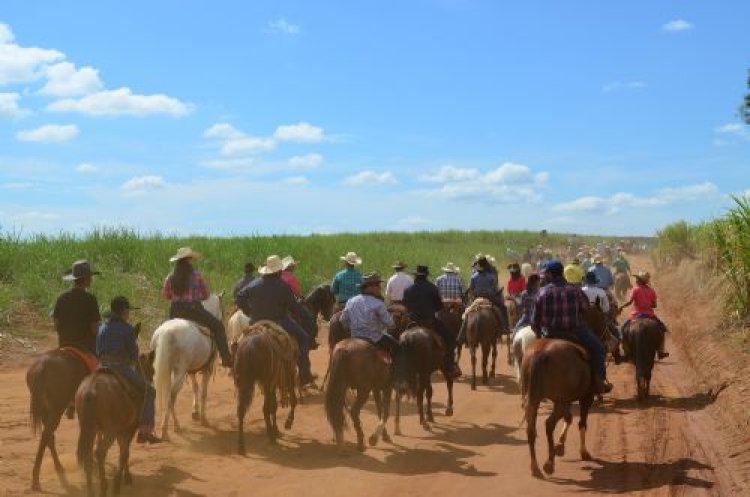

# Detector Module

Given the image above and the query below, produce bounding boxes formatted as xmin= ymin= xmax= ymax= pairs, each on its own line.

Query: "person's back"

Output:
xmin=96 ymin=316 xmax=138 ymax=365
xmin=54 ymin=287 xmax=100 ymax=353
xmin=582 ymin=284 xmax=610 ymax=313
xmin=385 ymin=269 xmax=413 ymax=303
xmin=403 ymin=278 xmax=441 ymax=322
xmin=239 ymin=274 xmax=295 ymax=322
xmin=591 ymin=263 xmax=613 ymax=289
xmin=631 ymin=283 xmax=657 ymax=318
xmin=470 ymin=269 xmax=497 ymax=298
xmin=436 ymin=269 xmax=464 ymax=301
xmin=612 ymin=256 xmax=630 ymax=275
xmin=342 ymin=293 xmax=393 ymax=342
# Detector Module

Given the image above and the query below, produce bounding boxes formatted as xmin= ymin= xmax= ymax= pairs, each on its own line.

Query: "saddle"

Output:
xmin=462 ymin=297 xmax=494 ymax=320
xmin=237 ymin=320 xmax=299 ymax=363
xmin=351 ymin=338 xmax=392 ymax=366
xmin=95 ymin=366 xmax=143 ymax=404
xmin=59 ymin=347 xmax=98 ymax=374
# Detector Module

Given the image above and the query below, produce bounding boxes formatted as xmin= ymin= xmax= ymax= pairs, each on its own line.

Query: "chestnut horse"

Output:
xmin=621 ymin=318 xmax=662 ymax=401
xmin=75 ymin=352 xmax=154 ymax=497
xmin=26 ymin=349 xmax=92 ymax=491
xmin=463 ymin=304 xmax=507 ymax=390
xmin=522 ymin=339 xmax=595 ymax=477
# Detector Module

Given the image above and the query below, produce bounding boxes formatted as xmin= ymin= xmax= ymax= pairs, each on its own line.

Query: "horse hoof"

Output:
xmin=531 ymin=466 xmax=544 ymax=479
xmin=382 ymin=432 xmax=392 ymax=444
xmin=200 ymin=419 xmax=209 ymax=427
xmin=421 ymin=422 xmax=430 ymax=431
xmin=445 ymin=407 xmax=454 ymax=417
xmin=471 ymin=385 xmax=477 ymax=391
xmin=368 ymin=435 xmax=378 ymax=447
xmin=284 ymin=419 xmax=293 ymax=430
xmin=191 ymin=412 xmax=200 ymax=422
xmin=581 ymin=450 xmax=592 ymax=461
xmin=31 ymin=482 xmax=41 ymax=492
xmin=357 ymin=442 xmax=365 ymax=452
xmin=543 ymin=461 xmax=555 ymax=475
xmin=124 ymin=473 xmax=133 ymax=485
xmin=238 ymin=447 xmax=246 ymax=456
xmin=427 ymin=415 xmax=435 ymax=423
xmin=554 ymin=444 xmax=565 ymax=457
xmin=394 ymin=428 xmax=402 ymax=437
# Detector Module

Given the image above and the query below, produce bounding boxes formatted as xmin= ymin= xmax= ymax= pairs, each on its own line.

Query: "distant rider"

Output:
xmin=385 ymin=260 xmax=413 ymax=304
xmin=620 ymin=271 xmax=669 ymax=359
xmin=332 ymin=252 xmax=363 ymax=311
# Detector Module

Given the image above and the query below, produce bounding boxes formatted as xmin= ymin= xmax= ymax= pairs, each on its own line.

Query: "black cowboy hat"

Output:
xmin=413 ymin=265 xmax=429 ymax=277
xmin=62 ymin=260 xmax=100 ymax=281
xmin=360 ymin=272 xmax=384 ymax=288
xmin=110 ymin=296 xmax=139 ymax=314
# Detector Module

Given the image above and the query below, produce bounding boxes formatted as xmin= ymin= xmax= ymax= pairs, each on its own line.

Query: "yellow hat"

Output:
xmin=564 ymin=263 xmax=584 ymax=284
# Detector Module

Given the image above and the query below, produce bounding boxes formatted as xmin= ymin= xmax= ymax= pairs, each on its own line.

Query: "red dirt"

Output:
xmin=1 ymin=255 xmax=749 ymax=496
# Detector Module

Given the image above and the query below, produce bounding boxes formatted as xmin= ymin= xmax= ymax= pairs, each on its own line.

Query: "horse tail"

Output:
xmin=28 ymin=362 xmax=48 ymax=435
xmin=153 ymin=331 xmax=174 ymax=417
xmin=76 ymin=384 xmax=96 ymax=469
xmin=634 ymin=324 xmax=656 ymax=382
xmin=234 ymin=339 xmax=256 ymax=419
xmin=325 ymin=349 xmax=349 ymax=435
xmin=400 ymin=332 xmax=419 ymax=398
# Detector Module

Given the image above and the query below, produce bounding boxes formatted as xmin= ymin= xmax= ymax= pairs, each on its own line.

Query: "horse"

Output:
xmin=505 ymin=296 xmax=521 ymax=335
xmin=437 ymin=299 xmax=464 ymax=359
xmin=26 ymin=347 xmax=94 ymax=491
xmin=614 ymin=272 xmax=631 ymax=303
xmin=150 ymin=293 xmax=224 ymax=440
xmin=512 ymin=325 xmax=538 ymax=385
xmin=521 ymin=339 xmax=595 ymax=477
xmin=303 ymin=284 xmax=335 ymax=322
xmin=585 ymin=299 xmax=621 ymax=364
xmin=395 ymin=324 xmax=454 ymax=433
xmin=621 ymin=318 xmax=662 ymax=401
xmin=227 ymin=308 xmax=251 ymax=344
xmin=325 ymin=338 xmax=393 ymax=452
xmin=234 ymin=320 xmax=299 ymax=453
xmin=463 ymin=300 xmax=507 ymax=390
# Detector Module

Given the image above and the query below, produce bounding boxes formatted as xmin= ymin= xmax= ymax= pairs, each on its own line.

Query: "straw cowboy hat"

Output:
xmin=360 ymin=272 xmax=384 ymax=288
xmin=340 ymin=251 xmax=362 ymax=265
xmin=635 ymin=271 xmax=650 ymax=283
xmin=259 ymin=255 xmax=284 ymax=275
xmin=282 ymin=256 xmax=297 ymax=270
xmin=63 ymin=260 xmax=100 ymax=281
xmin=392 ymin=260 xmax=407 ymax=270
xmin=442 ymin=262 xmax=460 ymax=273
xmin=169 ymin=247 xmax=201 ymax=263
xmin=593 ymin=253 xmax=604 ymax=263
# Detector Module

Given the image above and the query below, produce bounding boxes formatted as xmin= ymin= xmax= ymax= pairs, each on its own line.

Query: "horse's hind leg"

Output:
xmin=425 ymin=380 xmax=435 ymax=423
xmin=381 ymin=386 xmax=393 ymax=444
xmin=470 ymin=345 xmax=478 ymax=390
xmin=96 ymin=434 xmax=115 ymax=497
xmin=578 ymin=396 xmax=594 ymax=461
xmin=491 ymin=339 xmax=499 ymax=379
xmin=350 ymin=388 xmax=370 ymax=452
xmin=481 ymin=343 xmax=490 ymax=385
xmin=199 ymin=371 xmax=210 ymax=426
xmin=113 ymin=435 xmax=131 ymax=495
xmin=505 ymin=334 xmax=513 ymax=366
xmin=236 ymin=384 xmax=250 ymax=455
xmin=170 ymin=372 xmax=187 ymax=434
xmin=394 ymin=388 xmax=403 ymax=436
xmin=444 ymin=373 xmax=454 ymax=417
xmin=31 ymin=428 xmax=48 ymax=491
xmin=284 ymin=372 xmax=297 ymax=431
xmin=543 ymin=403 xmax=566 ymax=475
xmin=554 ymin=410 xmax=573 ymax=456
xmin=262 ymin=386 xmax=279 ymax=444
xmin=369 ymin=389 xmax=384 ymax=447
xmin=190 ymin=373 xmax=200 ymax=421
xmin=526 ymin=401 xmax=543 ymax=478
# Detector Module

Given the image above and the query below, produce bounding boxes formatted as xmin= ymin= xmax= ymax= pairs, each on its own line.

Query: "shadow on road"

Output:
xmin=609 ymin=385 xmax=726 ymax=412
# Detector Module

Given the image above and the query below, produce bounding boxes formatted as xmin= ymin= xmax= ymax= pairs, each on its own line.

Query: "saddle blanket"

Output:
xmin=237 ymin=320 xmax=299 ymax=363
xmin=59 ymin=347 xmax=98 ymax=374
xmin=462 ymin=297 xmax=494 ymax=320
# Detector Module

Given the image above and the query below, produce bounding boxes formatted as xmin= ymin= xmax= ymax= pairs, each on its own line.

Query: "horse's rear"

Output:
xmin=623 ymin=318 xmax=662 ymax=401
xmin=521 ymin=339 xmax=594 ymax=477
xmin=614 ymin=272 xmax=631 ymax=302
xmin=464 ymin=307 xmax=503 ymax=389
xmin=26 ymin=350 xmax=89 ymax=491
xmin=76 ymin=371 xmax=140 ymax=497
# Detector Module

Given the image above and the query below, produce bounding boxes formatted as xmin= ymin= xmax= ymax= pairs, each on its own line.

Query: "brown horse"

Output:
xmin=437 ymin=300 xmax=464 ymax=358
xmin=326 ymin=303 xmax=409 ymax=355
xmin=303 ymin=284 xmax=336 ymax=321
xmin=621 ymin=318 xmax=662 ymax=401
xmin=585 ymin=299 xmax=621 ymax=364
xmin=463 ymin=304 xmax=506 ymax=390
xmin=75 ymin=352 xmax=154 ymax=497
xmin=614 ymin=272 xmax=631 ymax=303
xmin=26 ymin=348 xmax=93 ymax=491
xmin=505 ymin=296 xmax=521 ymax=333
xmin=234 ymin=321 xmax=299 ymax=453
xmin=522 ymin=339 xmax=595 ymax=477
xmin=325 ymin=338 xmax=393 ymax=452
xmin=394 ymin=325 xmax=455 ymax=433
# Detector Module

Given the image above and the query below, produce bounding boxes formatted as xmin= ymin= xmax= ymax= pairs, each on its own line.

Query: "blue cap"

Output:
xmin=542 ymin=259 xmax=563 ymax=273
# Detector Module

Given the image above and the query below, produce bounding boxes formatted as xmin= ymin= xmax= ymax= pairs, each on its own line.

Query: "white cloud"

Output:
xmin=662 ymin=19 xmax=693 ymax=32
xmin=200 ymin=157 xmax=257 ymax=171
xmin=421 ymin=165 xmax=479 ymax=183
xmin=268 ymin=18 xmax=301 ymax=35
xmin=0 ymin=92 xmax=30 ymax=118
xmin=484 ymin=162 xmax=547 ymax=185
xmin=344 ymin=170 xmax=397 ymax=187
xmin=603 ymin=81 xmax=646 ymax=93
xmin=204 ymin=123 xmax=243 ymax=139
xmin=284 ymin=176 xmax=309 ymax=185
xmin=121 ymin=175 xmax=166 ymax=194
xmin=554 ymin=182 xmax=719 ymax=213
xmin=47 ymin=87 xmax=192 ymax=117
xmin=75 ymin=163 xmax=99 ymax=173
xmin=38 ymin=61 xmax=103 ymax=97
xmin=0 ymin=24 xmax=64 ymax=84
xmin=288 ymin=153 xmax=324 ymax=169
xmin=274 ymin=122 xmax=326 ymax=143
xmin=222 ymin=136 xmax=277 ymax=155
xmin=16 ymin=123 xmax=79 ymax=143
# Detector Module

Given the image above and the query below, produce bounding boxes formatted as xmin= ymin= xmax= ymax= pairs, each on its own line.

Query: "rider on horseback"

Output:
xmin=514 ymin=273 xmax=541 ymax=331
xmin=506 ymin=263 xmax=526 ymax=297
xmin=468 ymin=255 xmax=508 ymax=327
xmin=282 ymin=256 xmax=320 ymax=350
xmin=385 ymin=260 xmax=413 ymax=304
xmin=532 ymin=260 xmax=613 ymax=394
xmin=403 ymin=265 xmax=459 ymax=377
xmin=232 ymin=262 xmax=256 ymax=302
xmin=340 ymin=272 xmax=405 ymax=383
xmin=620 ymin=271 xmax=669 ymax=359
xmin=435 ymin=262 xmax=465 ymax=303
xmin=162 ymin=247 xmax=232 ymax=367
xmin=96 ymin=297 xmax=161 ymax=444
xmin=332 ymin=252 xmax=363 ymax=311
xmin=612 ymin=249 xmax=631 ymax=276
xmin=236 ymin=255 xmax=316 ymax=385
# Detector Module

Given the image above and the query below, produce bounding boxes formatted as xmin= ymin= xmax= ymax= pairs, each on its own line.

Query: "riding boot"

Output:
xmin=593 ymin=374 xmax=613 ymax=394
xmin=657 ymin=329 xmax=669 ymax=359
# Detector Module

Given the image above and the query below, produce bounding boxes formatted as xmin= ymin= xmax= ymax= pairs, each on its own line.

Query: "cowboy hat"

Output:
xmin=169 ymin=247 xmax=201 ymax=263
xmin=413 ymin=264 xmax=430 ymax=277
xmin=593 ymin=254 xmax=604 ymax=263
xmin=442 ymin=262 xmax=460 ymax=273
xmin=282 ymin=256 xmax=297 ymax=270
xmin=110 ymin=296 xmax=140 ymax=314
xmin=62 ymin=260 xmax=100 ymax=281
xmin=340 ymin=251 xmax=362 ymax=265
xmin=392 ymin=260 xmax=407 ymax=270
xmin=564 ymin=264 xmax=584 ymax=284
xmin=635 ymin=271 xmax=650 ymax=283
xmin=360 ymin=272 xmax=383 ymax=288
xmin=259 ymin=255 xmax=284 ymax=275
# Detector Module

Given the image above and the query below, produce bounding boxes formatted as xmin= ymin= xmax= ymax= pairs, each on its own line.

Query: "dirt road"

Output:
xmin=2 ymin=267 xmax=748 ymax=496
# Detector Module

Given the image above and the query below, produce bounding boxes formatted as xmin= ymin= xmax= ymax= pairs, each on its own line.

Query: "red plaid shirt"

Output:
xmin=532 ymin=279 xmax=589 ymax=334
xmin=162 ymin=270 xmax=209 ymax=303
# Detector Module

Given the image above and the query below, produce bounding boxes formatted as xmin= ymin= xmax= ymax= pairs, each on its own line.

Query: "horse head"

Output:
xmin=388 ymin=303 xmax=409 ymax=333
xmin=202 ymin=293 xmax=224 ymax=321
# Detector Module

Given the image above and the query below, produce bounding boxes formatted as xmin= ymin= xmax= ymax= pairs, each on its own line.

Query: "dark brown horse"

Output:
xmin=614 ymin=272 xmax=632 ymax=303
xmin=437 ymin=300 xmax=464 ymax=358
xmin=394 ymin=324 xmax=454 ymax=433
xmin=76 ymin=351 xmax=154 ymax=497
xmin=463 ymin=303 xmax=506 ymax=390
xmin=26 ymin=348 xmax=92 ymax=491
xmin=303 ymin=284 xmax=336 ymax=321
xmin=621 ymin=318 xmax=662 ymax=401
xmin=325 ymin=338 xmax=393 ymax=452
xmin=327 ymin=304 xmax=409 ymax=354
xmin=522 ymin=339 xmax=594 ymax=477
xmin=234 ymin=321 xmax=299 ymax=453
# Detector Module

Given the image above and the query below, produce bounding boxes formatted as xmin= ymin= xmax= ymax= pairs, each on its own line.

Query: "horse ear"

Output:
xmin=218 ymin=290 xmax=226 ymax=299
xmin=148 ymin=349 xmax=155 ymax=364
xmin=134 ymin=322 xmax=142 ymax=337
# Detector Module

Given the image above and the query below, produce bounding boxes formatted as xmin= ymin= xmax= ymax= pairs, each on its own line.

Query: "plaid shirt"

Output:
xmin=162 ymin=270 xmax=209 ymax=303
xmin=435 ymin=273 xmax=465 ymax=300
xmin=332 ymin=267 xmax=362 ymax=304
xmin=532 ymin=279 xmax=589 ymax=334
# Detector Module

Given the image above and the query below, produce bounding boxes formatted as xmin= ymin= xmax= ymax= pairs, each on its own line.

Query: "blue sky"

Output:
xmin=0 ymin=1 xmax=748 ymax=236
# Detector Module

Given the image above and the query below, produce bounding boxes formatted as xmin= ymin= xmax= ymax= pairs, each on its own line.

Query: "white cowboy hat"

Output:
xmin=442 ymin=262 xmax=460 ymax=273
xmin=259 ymin=255 xmax=284 ymax=275
xmin=282 ymin=256 xmax=297 ymax=270
xmin=169 ymin=247 xmax=201 ymax=263
xmin=486 ymin=254 xmax=496 ymax=264
xmin=340 ymin=251 xmax=362 ymax=265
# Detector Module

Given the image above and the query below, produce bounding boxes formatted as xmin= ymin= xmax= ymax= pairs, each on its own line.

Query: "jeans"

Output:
xmin=298 ymin=305 xmax=318 ymax=341
xmin=101 ymin=362 xmax=155 ymax=433
xmin=279 ymin=316 xmax=312 ymax=379
xmin=170 ymin=302 xmax=231 ymax=362
xmin=571 ymin=327 xmax=606 ymax=380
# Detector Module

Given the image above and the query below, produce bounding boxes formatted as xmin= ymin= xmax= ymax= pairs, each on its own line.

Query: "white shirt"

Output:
xmin=582 ymin=285 xmax=610 ymax=313
xmin=386 ymin=271 xmax=413 ymax=302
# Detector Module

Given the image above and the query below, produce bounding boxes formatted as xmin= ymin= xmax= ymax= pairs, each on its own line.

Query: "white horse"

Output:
xmin=512 ymin=325 xmax=538 ymax=386
xmin=150 ymin=293 xmax=224 ymax=441
xmin=227 ymin=308 xmax=251 ymax=344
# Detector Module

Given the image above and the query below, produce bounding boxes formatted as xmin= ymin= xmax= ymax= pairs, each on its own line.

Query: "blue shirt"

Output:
xmin=332 ymin=267 xmax=362 ymax=304
xmin=340 ymin=294 xmax=394 ymax=342
xmin=96 ymin=318 xmax=138 ymax=364
xmin=589 ymin=264 xmax=614 ymax=289
xmin=236 ymin=274 xmax=306 ymax=323
xmin=403 ymin=278 xmax=443 ymax=321
xmin=470 ymin=270 xmax=497 ymax=297
xmin=435 ymin=273 xmax=465 ymax=300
